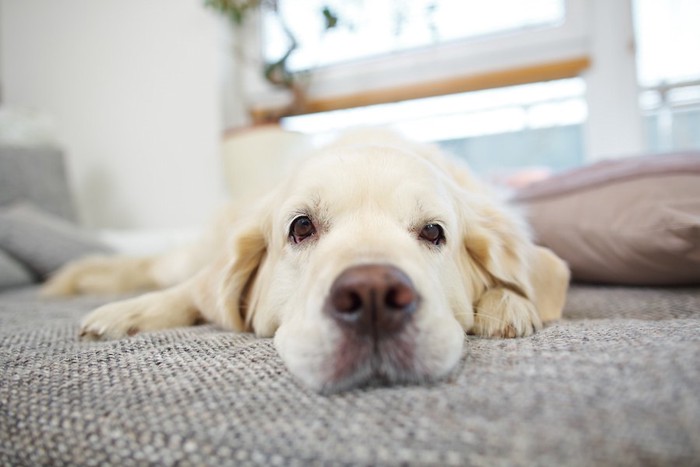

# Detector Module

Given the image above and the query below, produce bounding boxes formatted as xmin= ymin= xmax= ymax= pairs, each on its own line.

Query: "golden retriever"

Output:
xmin=43 ymin=131 xmax=569 ymax=392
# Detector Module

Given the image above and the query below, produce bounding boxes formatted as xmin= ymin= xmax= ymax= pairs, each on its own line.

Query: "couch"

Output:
xmin=1 ymin=145 xmax=699 ymax=465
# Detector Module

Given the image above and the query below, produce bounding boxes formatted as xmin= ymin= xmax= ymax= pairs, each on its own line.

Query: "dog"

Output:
xmin=43 ymin=131 xmax=570 ymax=392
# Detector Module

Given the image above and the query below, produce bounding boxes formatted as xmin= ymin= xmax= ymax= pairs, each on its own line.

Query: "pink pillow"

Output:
xmin=513 ymin=153 xmax=700 ymax=285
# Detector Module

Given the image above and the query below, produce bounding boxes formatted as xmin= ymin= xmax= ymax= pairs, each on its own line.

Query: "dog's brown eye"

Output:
xmin=290 ymin=216 xmax=316 ymax=243
xmin=419 ymin=224 xmax=445 ymax=245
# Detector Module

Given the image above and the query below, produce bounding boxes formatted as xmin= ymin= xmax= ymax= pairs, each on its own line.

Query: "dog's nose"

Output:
xmin=325 ymin=264 xmax=418 ymax=336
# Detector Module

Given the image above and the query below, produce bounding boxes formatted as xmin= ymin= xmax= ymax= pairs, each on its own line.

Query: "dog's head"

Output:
xmin=216 ymin=142 xmax=563 ymax=392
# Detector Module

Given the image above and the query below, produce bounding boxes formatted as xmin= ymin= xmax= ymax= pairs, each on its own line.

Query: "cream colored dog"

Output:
xmin=44 ymin=132 xmax=569 ymax=392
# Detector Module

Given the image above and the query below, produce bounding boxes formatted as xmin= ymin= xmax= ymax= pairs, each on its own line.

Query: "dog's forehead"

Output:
xmin=275 ymin=145 xmax=455 ymax=226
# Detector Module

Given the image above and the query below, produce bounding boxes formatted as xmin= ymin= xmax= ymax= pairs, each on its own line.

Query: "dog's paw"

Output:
xmin=41 ymin=256 xmax=157 ymax=297
xmin=79 ymin=292 xmax=197 ymax=340
xmin=80 ymin=296 xmax=154 ymax=340
xmin=470 ymin=288 xmax=542 ymax=338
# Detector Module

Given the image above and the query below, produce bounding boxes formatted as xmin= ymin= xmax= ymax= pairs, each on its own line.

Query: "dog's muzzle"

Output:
xmin=324 ymin=264 xmax=419 ymax=338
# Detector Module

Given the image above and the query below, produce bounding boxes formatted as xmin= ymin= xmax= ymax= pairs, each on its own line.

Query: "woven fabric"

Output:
xmin=0 ymin=248 xmax=34 ymax=290
xmin=1 ymin=285 xmax=699 ymax=466
xmin=0 ymin=146 xmax=77 ymax=222
xmin=0 ymin=203 xmax=112 ymax=279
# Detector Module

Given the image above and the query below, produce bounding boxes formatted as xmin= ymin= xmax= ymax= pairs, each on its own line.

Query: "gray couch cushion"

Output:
xmin=0 ymin=248 xmax=34 ymax=289
xmin=0 ymin=145 xmax=77 ymax=221
xmin=0 ymin=203 xmax=112 ymax=279
xmin=0 ymin=285 xmax=698 ymax=465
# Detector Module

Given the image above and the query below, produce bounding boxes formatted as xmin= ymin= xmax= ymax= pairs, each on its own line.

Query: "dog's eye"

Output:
xmin=290 ymin=216 xmax=316 ymax=243
xmin=419 ymin=223 xmax=445 ymax=246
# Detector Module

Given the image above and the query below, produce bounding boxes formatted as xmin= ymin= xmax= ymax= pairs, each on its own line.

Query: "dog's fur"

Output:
xmin=43 ymin=132 xmax=569 ymax=392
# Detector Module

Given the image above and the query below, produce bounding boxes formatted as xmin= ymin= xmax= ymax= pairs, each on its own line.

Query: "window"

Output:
xmin=257 ymin=0 xmax=589 ymax=114
xmin=633 ymin=0 xmax=700 ymax=152
xmin=282 ymin=78 xmax=586 ymax=178
xmin=257 ymin=0 xmax=590 ymax=177
xmin=264 ymin=0 xmax=566 ymax=72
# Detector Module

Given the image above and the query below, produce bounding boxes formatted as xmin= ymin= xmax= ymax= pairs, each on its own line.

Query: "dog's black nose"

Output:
xmin=325 ymin=264 xmax=418 ymax=337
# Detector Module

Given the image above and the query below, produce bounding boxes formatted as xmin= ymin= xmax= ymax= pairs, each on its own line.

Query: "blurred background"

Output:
xmin=0 ymin=0 xmax=698 ymax=234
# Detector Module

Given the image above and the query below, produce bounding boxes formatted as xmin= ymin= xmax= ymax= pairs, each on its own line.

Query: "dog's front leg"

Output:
xmin=79 ymin=282 xmax=201 ymax=340
xmin=79 ymin=256 xmax=241 ymax=340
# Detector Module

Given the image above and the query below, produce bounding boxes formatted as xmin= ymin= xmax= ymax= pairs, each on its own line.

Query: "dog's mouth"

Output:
xmin=321 ymin=325 xmax=424 ymax=393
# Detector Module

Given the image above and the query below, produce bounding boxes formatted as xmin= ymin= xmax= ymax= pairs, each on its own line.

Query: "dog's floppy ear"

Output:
xmin=218 ymin=215 xmax=268 ymax=331
xmin=526 ymin=245 xmax=570 ymax=321
xmin=190 ymin=201 xmax=270 ymax=333
xmin=459 ymin=195 xmax=569 ymax=322
xmin=461 ymin=197 xmax=535 ymax=299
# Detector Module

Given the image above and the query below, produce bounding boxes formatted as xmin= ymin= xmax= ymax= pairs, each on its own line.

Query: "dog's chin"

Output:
xmin=275 ymin=320 xmax=464 ymax=393
xmin=315 ymin=330 xmax=446 ymax=394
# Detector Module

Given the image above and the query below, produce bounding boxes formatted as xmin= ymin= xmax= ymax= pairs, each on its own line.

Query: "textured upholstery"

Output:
xmin=0 ymin=145 xmax=111 ymax=285
xmin=0 ymin=248 xmax=34 ymax=289
xmin=0 ymin=203 xmax=112 ymax=280
xmin=0 ymin=145 xmax=77 ymax=222
xmin=1 ymin=285 xmax=699 ymax=465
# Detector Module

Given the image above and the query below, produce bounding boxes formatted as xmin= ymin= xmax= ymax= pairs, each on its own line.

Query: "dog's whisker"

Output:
xmin=453 ymin=310 xmax=510 ymax=326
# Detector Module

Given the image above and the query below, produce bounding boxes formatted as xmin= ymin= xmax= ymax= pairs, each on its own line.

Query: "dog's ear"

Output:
xmin=459 ymin=195 xmax=569 ymax=322
xmin=218 ymin=203 xmax=270 ymax=331
xmin=190 ymin=201 xmax=270 ymax=333
xmin=218 ymin=215 xmax=269 ymax=331
xmin=440 ymin=156 xmax=540 ymax=301
xmin=461 ymin=198 xmax=535 ymax=299
xmin=526 ymin=245 xmax=570 ymax=322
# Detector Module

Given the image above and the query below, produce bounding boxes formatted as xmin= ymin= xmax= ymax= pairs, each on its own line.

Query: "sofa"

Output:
xmin=1 ymin=145 xmax=699 ymax=465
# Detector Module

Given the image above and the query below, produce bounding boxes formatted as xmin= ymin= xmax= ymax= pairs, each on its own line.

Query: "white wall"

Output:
xmin=0 ymin=0 xmax=230 ymax=229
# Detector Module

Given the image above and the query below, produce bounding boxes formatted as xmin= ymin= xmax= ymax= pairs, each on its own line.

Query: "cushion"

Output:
xmin=0 ymin=248 xmax=34 ymax=289
xmin=0 ymin=203 xmax=112 ymax=279
xmin=513 ymin=152 xmax=700 ymax=285
xmin=0 ymin=145 xmax=77 ymax=221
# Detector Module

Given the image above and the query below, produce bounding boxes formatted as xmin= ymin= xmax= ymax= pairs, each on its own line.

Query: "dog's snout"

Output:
xmin=325 ymin=264 xmax=418 ymax=336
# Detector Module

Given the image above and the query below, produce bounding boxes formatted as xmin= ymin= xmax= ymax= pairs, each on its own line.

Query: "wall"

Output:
xmin=0 ymin=0 xmax=230 ymax=229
